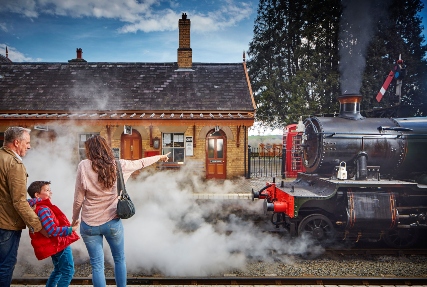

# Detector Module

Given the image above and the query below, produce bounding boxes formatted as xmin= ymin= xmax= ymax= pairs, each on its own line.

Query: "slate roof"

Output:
xmin=0 ymin=62 xmax=255 ymax=117
xmin=0 ymin=55 xmax=12 ymax=64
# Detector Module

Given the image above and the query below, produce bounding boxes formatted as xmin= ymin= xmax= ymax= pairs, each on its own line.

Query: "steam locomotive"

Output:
xmin=252 ymin=94 xmax=427 ymax=248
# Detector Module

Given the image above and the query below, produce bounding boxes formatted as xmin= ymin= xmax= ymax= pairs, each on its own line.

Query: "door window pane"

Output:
xmin=208 ymin=139 xmax=215 ymax=158
xmin=217 ymin=139 xmax=223 ymax=158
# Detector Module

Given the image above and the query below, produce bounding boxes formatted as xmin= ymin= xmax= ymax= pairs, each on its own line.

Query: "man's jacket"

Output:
xmin=0 ymin=147 xmax=42 ymax=231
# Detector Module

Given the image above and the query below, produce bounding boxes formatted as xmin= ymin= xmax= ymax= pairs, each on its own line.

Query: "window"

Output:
xmin=78 ymin=133 xmax=100 ymax=160
xmin=162 ymin=133 xmax=185 ymax=163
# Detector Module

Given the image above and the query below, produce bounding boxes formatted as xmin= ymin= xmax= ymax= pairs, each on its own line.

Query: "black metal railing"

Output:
xmin=247 ymin=145 xmax=285 ymax=178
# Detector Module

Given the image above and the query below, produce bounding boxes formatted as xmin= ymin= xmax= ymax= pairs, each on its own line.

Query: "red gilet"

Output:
xmin=29 ymin=199 xmax=80 ymax=260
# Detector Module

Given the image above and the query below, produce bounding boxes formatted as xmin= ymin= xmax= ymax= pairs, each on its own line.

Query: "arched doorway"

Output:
xmin=121 ymin=129 xmax=142 ymax=159
xmin=206 ymin=129 xmax=226 ymax=179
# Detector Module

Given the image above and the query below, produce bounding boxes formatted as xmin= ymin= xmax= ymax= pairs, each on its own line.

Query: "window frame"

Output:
xmin=162 ymin=132 xmax=185 ymax=163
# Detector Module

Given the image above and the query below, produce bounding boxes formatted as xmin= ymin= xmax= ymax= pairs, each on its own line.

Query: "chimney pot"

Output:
xmin=338 ymin=94 xmax=364 ymax=120
xmin=68 ymin=48 xmax=87 ymax=63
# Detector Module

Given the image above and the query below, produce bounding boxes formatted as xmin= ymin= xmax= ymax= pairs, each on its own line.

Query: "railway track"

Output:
xmin=10 ymin=276 xmax=427 ymax=285
xmin=11 ymin=251 xmax=427 ymax=286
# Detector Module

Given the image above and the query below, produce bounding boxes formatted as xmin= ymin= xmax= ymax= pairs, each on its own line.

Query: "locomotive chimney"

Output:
xmin=337 ymin=94 xmax=364 ymax=120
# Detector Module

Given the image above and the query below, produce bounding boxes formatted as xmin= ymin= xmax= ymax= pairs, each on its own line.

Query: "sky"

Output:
xmin=0 ymin=0 xmax=258 ymax=63
xmin=0 ymin=0 xmax=426 ymax=135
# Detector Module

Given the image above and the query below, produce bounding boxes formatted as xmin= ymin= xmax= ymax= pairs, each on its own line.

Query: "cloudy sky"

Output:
xmin=0 ymin=0 xmax=258 ymax=63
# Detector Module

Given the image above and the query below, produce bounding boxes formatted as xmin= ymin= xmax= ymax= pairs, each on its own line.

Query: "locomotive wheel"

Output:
xmin=298 ymin=214 xmax=336 ymax=245
xmin=383 ymin=228 xmax=420 ymax=248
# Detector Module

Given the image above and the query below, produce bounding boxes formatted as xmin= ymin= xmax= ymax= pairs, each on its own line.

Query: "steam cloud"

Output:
xmin=339 ymin=0 xmax=391 ymax=94
xmin=15 ymin=124 xmax=322 ymax=277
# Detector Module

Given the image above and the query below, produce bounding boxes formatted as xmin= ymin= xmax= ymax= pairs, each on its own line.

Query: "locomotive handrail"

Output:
xmin=319 ymin=132 xmax=406 ymax=137
xmin=319 ymin=132 xmax=427 ymax=136
xmin=378 ymin=126 xmax=413 ymax=132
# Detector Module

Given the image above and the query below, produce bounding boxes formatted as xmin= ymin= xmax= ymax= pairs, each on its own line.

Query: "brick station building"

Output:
xmin=0 ymin=14 xmax=256 ymax=179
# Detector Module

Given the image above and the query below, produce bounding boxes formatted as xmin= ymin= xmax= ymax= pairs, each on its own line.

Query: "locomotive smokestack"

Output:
xmin=338 ymin=94 xmax=364 ymax=120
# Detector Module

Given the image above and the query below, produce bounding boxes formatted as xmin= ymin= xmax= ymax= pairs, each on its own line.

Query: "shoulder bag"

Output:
xmin=116 ymin=159 xmax=135 ymax=219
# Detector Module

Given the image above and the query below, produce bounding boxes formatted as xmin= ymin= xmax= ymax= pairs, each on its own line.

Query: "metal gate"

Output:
xmin=247 ymin=145 xmax=284 ymax=178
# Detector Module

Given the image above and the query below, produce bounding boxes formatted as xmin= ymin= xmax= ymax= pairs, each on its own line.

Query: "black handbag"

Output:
xmin=116 ymin=160 xmax=135 ymax=219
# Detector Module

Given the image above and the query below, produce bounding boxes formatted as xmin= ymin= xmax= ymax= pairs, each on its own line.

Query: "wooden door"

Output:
xmin=206 ymin=129 xmax=226 ymax=179
xmin=121 ymin=130 xmax=142 ymax=159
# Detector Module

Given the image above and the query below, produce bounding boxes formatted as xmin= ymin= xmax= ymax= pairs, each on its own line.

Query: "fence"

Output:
xmin=247 ymin=145 xmax=284 ymax=178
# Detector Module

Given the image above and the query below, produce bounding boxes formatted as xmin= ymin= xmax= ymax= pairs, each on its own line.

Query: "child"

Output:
xmin=27 ymin=181 xmax=80 ymax=287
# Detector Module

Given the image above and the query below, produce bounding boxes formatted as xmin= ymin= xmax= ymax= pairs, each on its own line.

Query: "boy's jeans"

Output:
xmin=80 ymin=219 xmax=126 ymax=287
xmin=47 ymin=246 xmax=74 ymax=287
xmin=0 ymin=228 xmax=21 ymax=287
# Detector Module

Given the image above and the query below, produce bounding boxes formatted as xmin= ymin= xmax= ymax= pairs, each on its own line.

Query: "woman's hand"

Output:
xmin=161 ymin=152 xmax=171 ymax=162
xmin=71 ymin=220 xmax=80 ymax=232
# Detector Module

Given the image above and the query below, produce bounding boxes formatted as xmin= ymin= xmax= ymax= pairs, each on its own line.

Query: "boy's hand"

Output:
xmin=71 ymin=220 xmax=80 ymax=232
xmin=39 ymin=228 xmax=50 ymax=238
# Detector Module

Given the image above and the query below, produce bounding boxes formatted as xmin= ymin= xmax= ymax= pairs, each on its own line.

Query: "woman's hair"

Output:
xmin=85 ymin=135 xmax=116 ymax=189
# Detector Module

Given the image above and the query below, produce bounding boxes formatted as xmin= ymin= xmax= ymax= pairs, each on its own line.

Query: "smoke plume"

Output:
xmin=339 ymin=0 xmax=391 ymax=94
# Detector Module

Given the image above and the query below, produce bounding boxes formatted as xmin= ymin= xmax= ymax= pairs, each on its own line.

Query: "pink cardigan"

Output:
xmin=72 ymin=156 xmax=161 ymax=226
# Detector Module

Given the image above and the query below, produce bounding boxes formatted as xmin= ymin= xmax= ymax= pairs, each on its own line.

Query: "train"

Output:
xmin=252 ymin=94 xmax=427 ymax=248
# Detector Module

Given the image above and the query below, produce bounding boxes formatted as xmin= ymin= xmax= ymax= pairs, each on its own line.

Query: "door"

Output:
xmin=121 ymin=129 xmax=142 ymax=159
xmin=206 ymin=129 xmax=226 ymax=179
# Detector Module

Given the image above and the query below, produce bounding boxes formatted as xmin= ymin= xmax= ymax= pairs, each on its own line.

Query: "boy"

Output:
xmin=27 ymin=181 xmax=80 ymax=287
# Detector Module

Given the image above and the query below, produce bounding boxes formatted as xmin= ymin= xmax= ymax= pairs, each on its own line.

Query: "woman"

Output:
xmin=72 ymin=135 xmax=169 ymax=287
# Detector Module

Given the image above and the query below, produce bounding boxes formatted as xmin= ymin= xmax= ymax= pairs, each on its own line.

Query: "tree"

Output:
xmin=247 ymin=0 xmax=341 ymax=128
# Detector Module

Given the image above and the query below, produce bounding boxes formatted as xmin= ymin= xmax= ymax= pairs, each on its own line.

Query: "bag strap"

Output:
xmin=116 ymin=159 xmax=127 ymax=196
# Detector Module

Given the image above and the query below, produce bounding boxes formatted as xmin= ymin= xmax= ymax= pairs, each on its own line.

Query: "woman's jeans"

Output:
xmin=0 ymin=228 xmax=21 ymax=287
xmin=47 ymin=246 xmax=74 ymax=287
xmin=80 ymin=219 xmax=126 ymax=287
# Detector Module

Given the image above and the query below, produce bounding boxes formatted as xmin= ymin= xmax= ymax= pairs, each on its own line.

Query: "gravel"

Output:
xmin=14 ymin=254 xmax=427 ymax=278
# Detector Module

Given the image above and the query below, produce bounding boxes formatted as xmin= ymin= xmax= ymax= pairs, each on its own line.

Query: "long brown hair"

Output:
xmin=84 ymin=135 xmax=116 ymax=189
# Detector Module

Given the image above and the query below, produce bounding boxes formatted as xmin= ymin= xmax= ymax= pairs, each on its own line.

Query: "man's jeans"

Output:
xmin=81 ymin=219 xmax=126 ymax=287
xmin=47 ymin=246 xmax=74 ymax=287
xmin=0 ymin=228 xmax=22 ymax=287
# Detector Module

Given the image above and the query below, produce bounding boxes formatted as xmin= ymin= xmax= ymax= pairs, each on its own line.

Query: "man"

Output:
xmin=0 ymin=127 xmax=48 ymax=287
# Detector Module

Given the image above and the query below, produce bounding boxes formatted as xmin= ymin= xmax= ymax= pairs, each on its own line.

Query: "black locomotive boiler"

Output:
xmin=252 ymin=94 xmax=427 ymax=248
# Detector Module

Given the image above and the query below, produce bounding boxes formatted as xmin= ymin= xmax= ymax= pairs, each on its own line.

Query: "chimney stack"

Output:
xmin=177 ymin=13 xmax=192 ymax=69
xmin=68 ymin=48 xmax=87 ymax=63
